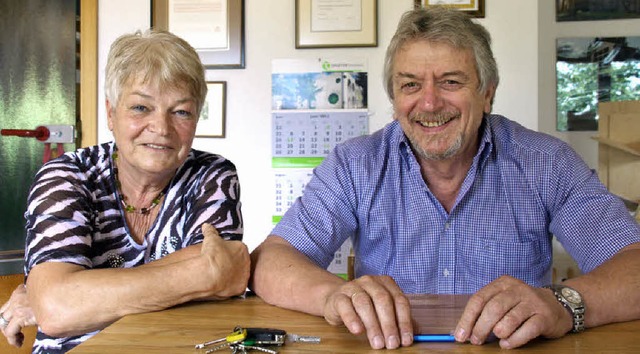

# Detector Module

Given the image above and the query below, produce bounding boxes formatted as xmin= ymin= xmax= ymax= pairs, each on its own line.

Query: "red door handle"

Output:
xmin=1 ymin=126 xmax=50 ymax=141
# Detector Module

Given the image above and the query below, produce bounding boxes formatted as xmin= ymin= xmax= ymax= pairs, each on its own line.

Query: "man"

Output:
xmin=250 ymin=6 xmax=640 ymax=350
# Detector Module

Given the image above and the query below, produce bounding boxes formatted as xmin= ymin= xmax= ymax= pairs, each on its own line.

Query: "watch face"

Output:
xmin=561 ymin=287 xmax=582 ymax=304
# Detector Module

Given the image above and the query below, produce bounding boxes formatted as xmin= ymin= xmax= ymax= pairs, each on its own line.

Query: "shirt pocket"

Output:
xmin=461 ymin=237 xmax=550 ymax=290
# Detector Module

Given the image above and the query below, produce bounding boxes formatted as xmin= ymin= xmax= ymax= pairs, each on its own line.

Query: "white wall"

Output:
xmin=97 ymin=0 xmax=539 ymax=251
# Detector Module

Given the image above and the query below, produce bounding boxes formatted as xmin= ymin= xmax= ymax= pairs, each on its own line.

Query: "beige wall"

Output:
xmin=97 ymin=0 xmax=638 ymax=252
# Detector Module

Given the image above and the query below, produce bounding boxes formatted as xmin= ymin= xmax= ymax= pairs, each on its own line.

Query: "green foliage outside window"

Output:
xmin=556 ymin=60 xmax=640 ymax=131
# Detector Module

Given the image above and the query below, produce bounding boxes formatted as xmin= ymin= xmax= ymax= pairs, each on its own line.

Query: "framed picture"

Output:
xmin=414 ymin=0 xmax=485 ymax=18
xmin=556 ymin=1 xmax=640 ymax=22
xmin=196 ymin=81 xmax=226 ymax=138
xmin=152 ymin=0 xmax=245 ymax=69
xmin=295 ymin=0 xmax=378 ymax=49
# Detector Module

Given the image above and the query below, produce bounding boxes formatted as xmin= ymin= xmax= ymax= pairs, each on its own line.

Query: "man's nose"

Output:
xmin=419 ymin=83 xmax=444 ymax=112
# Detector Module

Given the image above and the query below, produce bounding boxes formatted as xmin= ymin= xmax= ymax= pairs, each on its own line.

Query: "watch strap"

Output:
xmin=544 ymin=284 xmax=585 ymax=333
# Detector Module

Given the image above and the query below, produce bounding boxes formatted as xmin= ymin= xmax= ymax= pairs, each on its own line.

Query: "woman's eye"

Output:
xmin=131 ymin=105 xmax=148 ymax=113
xmin=175 ymin=110 xmax=194 ymax=119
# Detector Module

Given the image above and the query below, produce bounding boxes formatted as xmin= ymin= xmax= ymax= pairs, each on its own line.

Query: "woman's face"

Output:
xmin=107 ymin=78 xmax=198 ymax=180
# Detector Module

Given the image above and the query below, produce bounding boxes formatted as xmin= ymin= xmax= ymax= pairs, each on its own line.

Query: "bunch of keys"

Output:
xmin=195 ymin=326 xmax=320 ymax=353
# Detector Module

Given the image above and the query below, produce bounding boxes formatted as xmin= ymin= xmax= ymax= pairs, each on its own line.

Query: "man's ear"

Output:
xmin=483 ymin=85 xmax=496 ymax=114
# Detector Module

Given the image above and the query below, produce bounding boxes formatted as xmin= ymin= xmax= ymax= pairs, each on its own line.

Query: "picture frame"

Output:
xmin=295 ymin=0 xmax=378 ymax=49
xmin=196 ymin=81 xmax=226 ymax=138
xmin=151 ymin=0 xmax=245 ymax=69
xmin=556 ymin=1 xmax=640 ymax=22
xmin=414 ymin=0 xmax=485 ymax=18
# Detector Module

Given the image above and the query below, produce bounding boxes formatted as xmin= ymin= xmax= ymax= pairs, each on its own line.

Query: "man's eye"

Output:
xmin=400 ymin=82 xmax=419 ymax=90
xmin=441 ymin=80 xmax=463 ymax=90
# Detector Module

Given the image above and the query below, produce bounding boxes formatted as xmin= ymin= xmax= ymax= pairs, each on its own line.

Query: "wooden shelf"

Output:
xmin=592 ymin=136 xmax=640 ymax=157
xmin=596 ymin=101 xmax=640 ymax=204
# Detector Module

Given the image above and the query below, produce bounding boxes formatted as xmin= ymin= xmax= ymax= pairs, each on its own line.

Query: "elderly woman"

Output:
xmin=0 ymin=29 xmax=249 ymax=353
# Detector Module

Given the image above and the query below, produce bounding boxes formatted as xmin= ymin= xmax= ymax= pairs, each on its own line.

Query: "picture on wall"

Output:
xmin=556 ymin=0 xmax=640 ymax=21
xmin=196 ymin=81 xmax=226 ymax=138
xmin=272 ymin=72 xmax=368 ymax=110
xmin=556 ymin=36 xmax=640 ymax=131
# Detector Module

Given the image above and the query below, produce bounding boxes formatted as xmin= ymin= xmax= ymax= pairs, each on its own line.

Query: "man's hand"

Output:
xmin=199 ymin=223 xmax=251 ymax=299
xmin=322 ymin=275 xmax=413 ymax=349
xmin=454 ymin=275 xmax=573 ymax=349
xmin=1 ymin=284 xmax=36 ymax=347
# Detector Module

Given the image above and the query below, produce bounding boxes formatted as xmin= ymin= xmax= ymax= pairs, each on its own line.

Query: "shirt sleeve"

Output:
xmin=271 ymin=145 xmax=358 ymax=269
xmin=24 ymin=158 xmax=95 ymax=273
xmin=182 ymin=155 xmax=243 ymax=246
xmin=547 ymin=144 xmax=640 ymax=273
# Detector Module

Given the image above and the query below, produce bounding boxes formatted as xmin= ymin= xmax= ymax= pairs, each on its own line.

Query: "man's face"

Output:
xmin=391 ymin=39 xmax=494 ymax=161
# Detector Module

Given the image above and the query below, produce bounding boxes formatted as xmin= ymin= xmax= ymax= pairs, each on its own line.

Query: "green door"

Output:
xmin=0 ymin=0 xmax=77 ymax=275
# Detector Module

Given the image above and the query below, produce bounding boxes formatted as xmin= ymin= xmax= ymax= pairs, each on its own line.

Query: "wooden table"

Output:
xmin=70 ymin=294 xmax=640 ymax=353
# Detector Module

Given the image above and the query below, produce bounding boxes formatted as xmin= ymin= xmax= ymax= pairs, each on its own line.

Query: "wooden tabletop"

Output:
xmin=70 ymin=294 xmax=640 ymax=353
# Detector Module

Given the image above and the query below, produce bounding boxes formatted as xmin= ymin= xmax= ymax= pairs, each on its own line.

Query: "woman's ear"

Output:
xmin=106 ymin=99 xmax=114 ymax=131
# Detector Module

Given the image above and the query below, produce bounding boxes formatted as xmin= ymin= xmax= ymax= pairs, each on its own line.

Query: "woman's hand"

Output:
xmin=199 ymin=223 xmax=251 ymax=299
xmin=1 ymin=284 xmax=36 ymax=347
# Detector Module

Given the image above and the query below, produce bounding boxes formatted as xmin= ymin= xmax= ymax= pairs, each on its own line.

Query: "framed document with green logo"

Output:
xmin=295 ymin=0 xmax=378 ymax=49
xmin=197 ymin=81 xmax=226 ymax=138
xmin=414 ymin=0 xmax=484 ymax=18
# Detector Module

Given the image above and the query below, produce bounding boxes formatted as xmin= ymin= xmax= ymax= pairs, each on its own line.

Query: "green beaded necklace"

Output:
xmin=112 ymin=152 xmax=165 ymax=214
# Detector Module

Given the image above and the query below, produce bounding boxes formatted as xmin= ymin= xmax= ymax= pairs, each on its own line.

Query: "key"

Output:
xmin=242 ymin=327 xmax=286 ymax=346
xmin=287 ymin=333 xmax=321 ymax=344
xmin=196 ymin=327 xmax=247 ymax=351
xmin=235 ymin=343 xmax=278 ymax=354
xmin=241 ymin=327 xmax=321 ymax=345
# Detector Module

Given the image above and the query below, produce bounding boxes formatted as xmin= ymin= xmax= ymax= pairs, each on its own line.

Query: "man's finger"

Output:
xmin=350 ymin=291 xmax=386 ymax=349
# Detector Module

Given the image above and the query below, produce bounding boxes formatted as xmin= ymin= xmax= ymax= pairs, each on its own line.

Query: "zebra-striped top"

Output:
xmin=24 ymin=141 xmax=242 ymax=353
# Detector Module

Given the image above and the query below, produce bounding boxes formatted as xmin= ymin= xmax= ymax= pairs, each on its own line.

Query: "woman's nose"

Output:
xmin=147 ymin=111 xmax=170 ymax=135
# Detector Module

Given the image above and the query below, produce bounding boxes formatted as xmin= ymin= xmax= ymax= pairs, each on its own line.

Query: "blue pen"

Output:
xmin=413 ymin=334 xmax=456 ymax=342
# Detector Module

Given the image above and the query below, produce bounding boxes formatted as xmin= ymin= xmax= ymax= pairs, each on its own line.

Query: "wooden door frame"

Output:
xmin=80 ymin=0 xmax=98 ymax=147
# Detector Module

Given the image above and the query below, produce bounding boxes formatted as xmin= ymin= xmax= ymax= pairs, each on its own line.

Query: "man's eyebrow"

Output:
xmin=395 ymin=72 xmax=419 ymax=80
xmin=441 ymin=70 xmax=470 ymax=79
xmin=394 ymin=70 xmax=471 ymax=80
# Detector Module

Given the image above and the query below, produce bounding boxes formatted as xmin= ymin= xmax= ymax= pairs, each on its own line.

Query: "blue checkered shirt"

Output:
xmin=272 ymin=115 xmax=640 ymax=294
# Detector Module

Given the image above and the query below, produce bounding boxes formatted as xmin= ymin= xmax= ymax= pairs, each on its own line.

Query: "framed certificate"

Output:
xmin=152 ymin=0 xmax=245 ymax=69
xmin=295 ymin=0 xmax=378 ymax=48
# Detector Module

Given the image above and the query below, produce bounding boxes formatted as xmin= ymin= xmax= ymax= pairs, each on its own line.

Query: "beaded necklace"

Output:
xmin=112 ymin=152 xmax=165 ymax=214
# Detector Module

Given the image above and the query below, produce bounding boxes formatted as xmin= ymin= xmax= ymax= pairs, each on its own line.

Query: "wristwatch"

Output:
xmin=544 ymin=284 xmax=585 ymax=333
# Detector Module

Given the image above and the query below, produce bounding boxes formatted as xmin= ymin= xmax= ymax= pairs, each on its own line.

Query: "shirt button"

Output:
xmin=443 ymin=269 xmax=450 ymax=277
xmin=444 ymin=222 xmax=450 ymax=230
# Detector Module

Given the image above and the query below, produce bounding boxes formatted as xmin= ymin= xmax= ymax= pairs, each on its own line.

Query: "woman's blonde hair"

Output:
xmin=104 ymin=29 xmax=207 ymax=115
